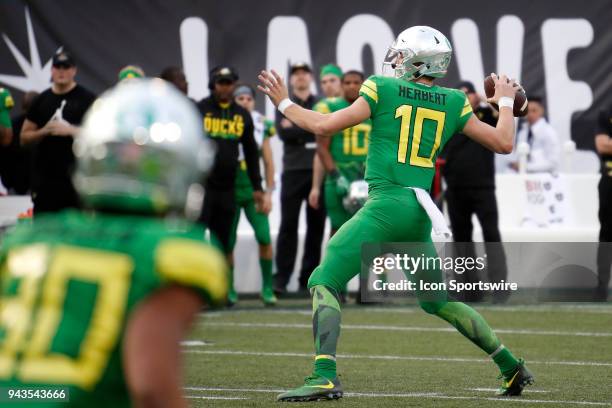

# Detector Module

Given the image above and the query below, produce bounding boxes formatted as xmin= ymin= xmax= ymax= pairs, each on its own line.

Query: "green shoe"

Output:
xmin=227 ymin=288 xmax=238 ymax=307
xmin=261 ymin=286 xmax=277 ymax=306
xmin=277 ymin=374 xmax=343 ymax=402
xmin=496 ymin=359 xmax=534 ymax=396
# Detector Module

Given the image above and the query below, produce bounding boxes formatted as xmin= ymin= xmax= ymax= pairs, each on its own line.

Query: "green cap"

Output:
xmin=0 ymin=87 xmax=14 ymax=128
xmin=118 ymin=65 xmax=145 ymax=81
xmin=319 ymin=64 xmax=342 ymax=80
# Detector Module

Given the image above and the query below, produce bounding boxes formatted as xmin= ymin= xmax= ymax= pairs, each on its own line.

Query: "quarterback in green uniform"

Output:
xmin=311 ymin=70 xmax=371 ymax=235
xmin=230 ymin=84 xmax=277 ymax=305
xmin=0 ymin=80 xmax=227 ymax=407
xmin=259 ymin=26 xmax=533 ymax=401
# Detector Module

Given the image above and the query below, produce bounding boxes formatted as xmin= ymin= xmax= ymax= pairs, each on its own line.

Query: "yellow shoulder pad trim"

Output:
xmin=314 ymin=102 xmax=330 ymax=114
xmin=362 ymin=79 xmax=377 ymax=93
xmin=360 ymin=84 xmax=378 ymax=103
xmin=461 ymin=103 xmax=473 ymax=117
xmin=156 ymin=238 xmax=228 ymax=305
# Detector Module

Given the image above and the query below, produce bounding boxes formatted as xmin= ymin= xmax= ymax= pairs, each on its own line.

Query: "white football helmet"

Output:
xmin=382 ymin=26 xmax=452 ymax=81
xmin=74 ymin=79 xmax=215 ymax=218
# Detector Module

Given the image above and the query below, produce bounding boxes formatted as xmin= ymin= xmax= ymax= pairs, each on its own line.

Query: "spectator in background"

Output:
xmin=20 ymin=50 xmax=96 ymax=214
xmin=442 ymin=81 xmax=509 ymax=303
xmin=230 ymin=84 xmax=277 ymax=306
xmin=197 ymin=66 xmax=264 ymax=297
xmin=595 ymin=106 xmax=612 ymax=301
xmin=274 ymin=62 xmax=325 ymax=295
xmin=319 ymin=64 xmax=342 ymax=98
xmin=0 ymin=91 xmax=38 ymax=195
xmin=0 ymin=87 xmax=13 ymax=147
xmin=511 ymin=96 xmax=560 ymax=173
xmin=160 ymin=66 xmax=188 ymax=95
xmin=118 ymin=65 xmax=145 ymax=82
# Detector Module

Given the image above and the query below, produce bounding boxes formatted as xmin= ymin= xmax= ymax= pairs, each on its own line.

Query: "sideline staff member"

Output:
xmin=442 ymin=81 xmax=508 ymax=303
xmin=197 ymin=66 xmax=264 ymax=253
xmin=20 ymin=50 xmax=96 ymax=213
xmin=274 ymin=62 xmax=325 ymax=294
xmin=595 ymin=107 xmax=612 ymax=301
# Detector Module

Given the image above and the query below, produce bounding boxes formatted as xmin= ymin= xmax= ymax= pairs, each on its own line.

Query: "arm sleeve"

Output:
xmin=359 ymin=77 xmax=378 ymax=116
xmin=241 ymin=113 xmax=263 ymax=191
xmin=155 ymin=238 xmax=229 ymax=307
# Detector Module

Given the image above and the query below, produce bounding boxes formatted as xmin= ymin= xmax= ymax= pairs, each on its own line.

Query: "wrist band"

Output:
xmin=278 ymin=98 xmax=294 ymax=114
xmin=498 ymin=97 xmax=514 ymax=109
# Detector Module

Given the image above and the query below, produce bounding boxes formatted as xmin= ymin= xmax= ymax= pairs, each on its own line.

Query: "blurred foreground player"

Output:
xmin=259 ymin=26 xmax=533 ymax=401
xmin=0 ymin=80 xmax=228 ymax=407
xmin=595 ymin=106 xmax=612 ymax=301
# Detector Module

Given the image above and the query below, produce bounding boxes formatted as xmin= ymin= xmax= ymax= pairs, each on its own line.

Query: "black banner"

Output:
xmin=1 ymin=0 xmax=611 ymax=151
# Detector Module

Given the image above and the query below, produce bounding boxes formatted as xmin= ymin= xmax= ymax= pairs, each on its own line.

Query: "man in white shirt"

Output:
xmin=510 ymin=96 xmax=561 ymax=173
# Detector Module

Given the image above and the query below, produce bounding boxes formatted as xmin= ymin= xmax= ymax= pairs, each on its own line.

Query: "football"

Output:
xmin=484 ymin=75 xmax=528 ymax=117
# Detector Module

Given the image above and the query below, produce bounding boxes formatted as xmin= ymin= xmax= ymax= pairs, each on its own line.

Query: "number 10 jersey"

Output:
xmin=359 ymin=75 xmax=472 ymax=191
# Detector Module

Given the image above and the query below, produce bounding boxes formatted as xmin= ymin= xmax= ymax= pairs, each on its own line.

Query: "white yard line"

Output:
xmin=181 ymin=340 xmax=211 ymax=347
xmin=470 ymin=387 xmax=550 ymax=393
xmin=185 ymin=395 xmax=248 ymax=400
xmin=182 ymin=349 xmax=612 ymax=368
xmin=200 ymin=304 xmax=612 ymax=317
xmin=184 ymin=386 xmax=610 ymax=406
xmin=199 ymin=321 xmax=612 ymax=338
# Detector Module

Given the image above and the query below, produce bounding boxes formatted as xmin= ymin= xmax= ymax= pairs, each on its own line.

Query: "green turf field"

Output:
xmin=183 ymin=300 xmax=612 ymax=407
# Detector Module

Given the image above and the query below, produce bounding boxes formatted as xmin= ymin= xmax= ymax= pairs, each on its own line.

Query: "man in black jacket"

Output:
xmin=198 ymin=66 xmax=264 ymax=256
xmin=442 ymin=81 xmax=508 ymax=303
xmin=274 ymin=62 xmax=326 ymax=294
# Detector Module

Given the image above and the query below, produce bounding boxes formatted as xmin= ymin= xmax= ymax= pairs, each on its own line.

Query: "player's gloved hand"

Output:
xmin=330 ymin=170 xmax=350 ymax=196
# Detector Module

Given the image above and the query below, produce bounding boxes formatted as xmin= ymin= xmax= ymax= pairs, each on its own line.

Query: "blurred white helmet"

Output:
xmin=74 ymin=79 xmax=214 ymax=219
xmin=382 ymin=26 xmax=452 ymax=81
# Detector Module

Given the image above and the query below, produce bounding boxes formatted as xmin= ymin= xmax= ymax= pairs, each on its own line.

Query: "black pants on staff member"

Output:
xmin=275 ymin=169 xmax=326 ymax=292
xmin=597 ymin=175 xmax=612 ymax=301
xmin=200 ymin=188 xmax=236 ymax=254
xmin=446 ymin=187 xmax=509 ymax=303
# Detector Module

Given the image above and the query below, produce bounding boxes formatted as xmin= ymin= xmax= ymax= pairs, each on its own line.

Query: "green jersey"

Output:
xmin=314 ymin=97 xmax=371 ymax=164
xmin=359 ymin=75 xmax=472 ymax=191
xmin=0 ymin=87 xmax=14 ymax=128
xmin=0 ymin=211 xmax=227 ymax=407
xmin=235 ymin=111 xmax=275 ymax=191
